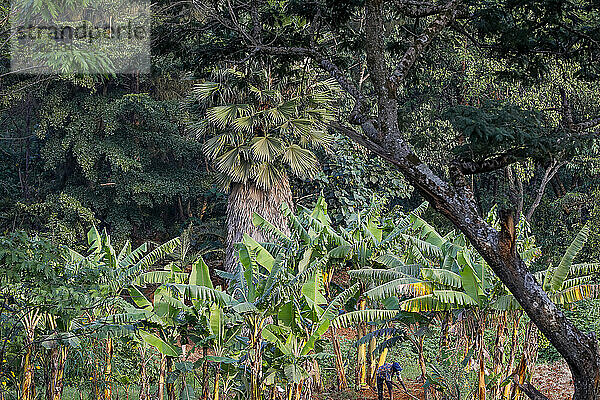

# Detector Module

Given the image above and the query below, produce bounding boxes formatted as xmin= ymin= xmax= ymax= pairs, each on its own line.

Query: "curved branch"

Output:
xmin=390 ymin=0 xmax=461 ymax=86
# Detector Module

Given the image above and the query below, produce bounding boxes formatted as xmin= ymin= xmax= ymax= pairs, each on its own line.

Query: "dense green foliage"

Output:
xmin=3 ymin=0 xmax=600 ymax=398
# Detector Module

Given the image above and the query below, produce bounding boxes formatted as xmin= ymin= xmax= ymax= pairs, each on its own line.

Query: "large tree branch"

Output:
xmin=506 ymin=165 xmax=524 ymax=219
xmin=454 ymin=151 xmax=525 ymax=175
xmin=390 ymin=0 xmax=461 ymax=86
xmin=560 ymin=87 xmax=600 ymax=132
xmin=513 ymin=377 xmax=550 ymax=400
xmin=525 ymin=160 xmax=565 ymax=222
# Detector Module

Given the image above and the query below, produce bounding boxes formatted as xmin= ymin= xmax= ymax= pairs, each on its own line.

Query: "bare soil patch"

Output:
xmin=531 ymin=361 xmax=574 ymax=400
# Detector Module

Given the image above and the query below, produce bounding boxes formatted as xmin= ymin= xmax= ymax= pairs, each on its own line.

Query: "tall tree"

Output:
xmin=189 ymin=65 xmax=337 ymax=271
xmin=196 ymin=0 xmax=600 ymax=397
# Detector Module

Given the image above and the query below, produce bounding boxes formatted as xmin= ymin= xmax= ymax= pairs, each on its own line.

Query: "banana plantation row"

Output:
xmin=2 ymin=199 xmax=598 ymax=400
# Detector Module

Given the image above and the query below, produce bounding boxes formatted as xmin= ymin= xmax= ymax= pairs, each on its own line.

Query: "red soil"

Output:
xmin=317 ymin=380 xmax=425 ymax=400
xmin=531 ymin=361 xmax=574 ymax=400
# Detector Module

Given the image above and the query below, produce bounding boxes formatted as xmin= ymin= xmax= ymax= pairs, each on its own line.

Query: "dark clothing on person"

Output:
xmin=376 ymin=362 xmax=403 ymax=400
xmin=377 ymin=376 xmax=394 ymax=400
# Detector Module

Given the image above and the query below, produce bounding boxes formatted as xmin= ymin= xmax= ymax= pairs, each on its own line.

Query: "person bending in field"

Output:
xmin=376 ymin=362 xmax=407 ymax=400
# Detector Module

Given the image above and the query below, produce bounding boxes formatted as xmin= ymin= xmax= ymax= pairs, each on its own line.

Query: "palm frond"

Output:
xmin=373 ymin=254 xmax=405 ymax=269
xmin=399 ymin=290 xmax=477 ymax=312
xmin=206 ymin=104 xmax=242 ymax=129
xmin=570 ymin=263 xmax=600 ymax=277
xmin=355 ymin=327 xmax=405 ymax=347
xmin=252 ymin=212 xmax=293 ymax=245
xmin=321 ymin=283 xmax=360 ymax=321
xmin=133 ymin=271 xmax=188 ymax=286
xmin=192 ymin=81 xmax=221 ymax=101
xmin=348 ymin=268 xmax=407 ymax=283
xmin=251 ymin=136 xmax=283 ymax=163
xmin=490 ymin=295 xmax=522 ymax=311
xmin=122 ymin=238 xmax=181 ymax=284
xmin=215 ymin=147 xmax=242 ymax=174
xmin=253 ymin=163 xmax=283 ymax=190
xmin=328 ymin=244 xmax=352 ymax=259
xmin=365 ymin=278 xmax=432 ymax=301
xmin=332 ymin=310 xmax=399 ymax=329
xmin=402 ymin=234 xmax=443 ymax=260
xmin=420 ymin=268 xmax=463 ymax=289
xmin=281 ymin=145 xmax=319 ymax=179
xmin=550 ymin=224 xmax=589 ymax=291
xmin=562 ymin=276 xmax=595 ymax=289
xmin=170 ymin=284 xmax=232 ymax=306
xmin=203 ymin=133 xmax=230 ymax=159
xmin=83 ymin=325 xmax=136 ymax=340
xmin=550 ymin=284 xmax=600 ymax=305
xmin=409 ymin=214 xmax=445 ymax=248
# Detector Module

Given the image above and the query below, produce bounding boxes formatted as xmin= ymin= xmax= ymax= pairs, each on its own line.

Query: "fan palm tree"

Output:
xmin=189 ymin=65 xmax=338 ymax=272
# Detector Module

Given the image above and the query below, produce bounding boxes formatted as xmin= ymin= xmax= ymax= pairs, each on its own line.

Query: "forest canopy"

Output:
xmin=2 ymin=1 xmax=600 ymax=400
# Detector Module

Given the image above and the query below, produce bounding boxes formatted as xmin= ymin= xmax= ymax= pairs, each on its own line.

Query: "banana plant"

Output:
xmin=494 ymin=223 xmax=600 ymax=309
xmin=340 ymin=204 xmax=505 ymax=397
xmin=231 ymin=197 xmax=361 ymax=399
xmin=66 ymin=226 xmax=181 ymax=400
xmin=344 ymin=204 xmax=585 ymax=399
xmin=260 ymin=276 xmax=360 ymax=400
xmin=128 ymin=252 xmax=232 ymax=400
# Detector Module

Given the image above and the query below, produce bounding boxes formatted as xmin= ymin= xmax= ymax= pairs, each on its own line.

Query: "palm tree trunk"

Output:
xmin=45 ymin=346 xmax=68 ymax=400
xmin=138 ymin=346 xmax=150 ymax=400
xmin=225 ymin=176 xmax=293 ymax=272
xmin=331 ymin=328 xmax=347 ymax=391
xmin=104 ymin=338 xmax=113 ymax=400
xmin=213 ymin=363 xmax=221 ymax=400
xmin=158 ymin=355 xmax=167 ymax=400
xmin=356 ymin=298 xmax=367 ymax=388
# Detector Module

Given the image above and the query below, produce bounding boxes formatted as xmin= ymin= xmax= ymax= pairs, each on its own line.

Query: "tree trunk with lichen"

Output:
xmin=225 ymin=175 xmax=293 ymax=272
